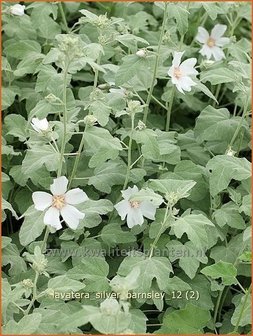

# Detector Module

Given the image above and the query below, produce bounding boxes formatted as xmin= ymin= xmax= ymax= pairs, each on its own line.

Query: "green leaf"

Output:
xmin=194 ymin=81 xmax=218 ymax=103
xmin=207 ymin=155 xmax=251 ymax=196
xmin=84 ymin=126 xmax=122 ymax=151
xmin=214 ymin=202 xmax=246 ymax=229
xmin=3 ymin=313 xmax=42 ymax=334
xmin=200 ymin=67 xmax=238 ymax=85
xmin=1 ymin=87 xmax=17 ymax=110
xmin=118 ymin=256 xmax=173 ymax=294
xmin=4 ymin=114 xmax=27 ymax=141
xmin=19 ymin=206 xmax=45 ymax=246
xmin=2 ymin=243 xmax=27 ymax=276
xmin=159 ymin=304 xmax=211 ymax=333
xmin=101 ymin=223 xmax=136 ymax=246
xmin=2 ymin=198 xmax=18 ymax=222
xmin=115 ymin=55 xmax=146 ymax=86
xmin=22 ymin=145 xmax=61 ymax=175
xmin=89 ymin=100 xmax=111 ymax=127
xmin=172 ymin=214 xmax=214 ymax=249
xmin=201 ymin=261 xmax=237 ymax=285
xmin=231 ymin=293 xmax=251 ymax=327
xmin=168 ymin=3 xmax=189 ymax=35
xmin=149 ymin=179 xmax=196 ymax=199
xmin=88 ymin=161 xmax=126 ymax=193
xmin=194 ymin=105 xmax=250 ymax=153
xmin=48 ymin=275 xmax=86 ymax=293
xmin=4 ymin=40 xmax=41 ymax=59
xmin=67 ymin=257 xmax=109 ymax=291
xmin=77 ymin=199 xmax=113 ymax=228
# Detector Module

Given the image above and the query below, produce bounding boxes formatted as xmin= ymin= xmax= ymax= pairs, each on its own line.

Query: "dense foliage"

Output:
xmin=1 ymin=1 xmax=252 ymax=334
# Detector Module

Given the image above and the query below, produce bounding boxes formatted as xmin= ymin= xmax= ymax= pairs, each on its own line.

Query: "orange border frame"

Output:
xmin=0 ymin=0 xmax=252 ymax=335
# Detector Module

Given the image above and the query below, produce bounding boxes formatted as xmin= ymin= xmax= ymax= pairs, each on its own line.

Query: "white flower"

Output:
xmin=31 ymin=118 xmax=49 ymax=133
xmin=32 ymin=176 xmax=88 ymax=230
xmin=168 ymin=51 xmax=198 ymax=94
xmin=10 ymin=4 xmax=25 ymax=16
xmin=115 ymin=186 xmax=158 ymax=228
xmin=196 ymin=24 xmax=230 ymax=61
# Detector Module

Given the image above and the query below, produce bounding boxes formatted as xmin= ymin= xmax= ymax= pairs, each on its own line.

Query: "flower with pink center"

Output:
xmin=114 ymin=186 xmax=159 ymax=228
xmin=196 ymin=24 xmax=230 ymax=61
xmin=32 ymin=176 xmax=88 ymax=230
xmin=168 ymin=51 xmax=198 ymax=94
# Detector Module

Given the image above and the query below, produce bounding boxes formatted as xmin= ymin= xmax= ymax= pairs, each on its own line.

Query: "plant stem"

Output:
xmin=228 ymin=96 xmax=249 ymax=150
xmin=143 ymin=2 xmax=168 ymax=124
xmin=122 ymin=114 xmax=135 ymax=190
xmin=41 ymin=226 xmax=50 ymax=253
xmin=149 ymin=202 xmax=170 ymax=258
xmin=213 ymin=288 xmax=224 ymax=325
xmin=58 ymin=2 xmax=69 ymax=33
xmin=68 ymin=55 xmax=101 ymax=188
xmin=165 ymin=87 xmax=175 ymax=131
xmin=233 ymin=285 xmax=251 ymax=333
xmin=57 ymin=60 xmax=70 ymax=178
xmin=24 ymin=272 xmax=39 ymax=315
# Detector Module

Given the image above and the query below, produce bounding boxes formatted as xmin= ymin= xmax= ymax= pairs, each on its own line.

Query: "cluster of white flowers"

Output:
xmin=167 ymin=24 xmax=229 ymax=93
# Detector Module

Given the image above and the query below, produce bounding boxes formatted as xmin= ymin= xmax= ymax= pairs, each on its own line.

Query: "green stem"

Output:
xmin=149 ymin=203 xmax=170 ymax=258
xmin=228 ymin=97 xmax=249 ymax=149
xmin=57 ymin=60 xmax=70 ymax=178
xmin=213 ymin=288 xmax=224 ymax=325
xmin=165 ymin=87 xmax=175 ymax=131
xmin=58 ymin=2 xmax=69 ymax=33
xmin=122 ymin=114 xmax=135 ymax=190
xmin=24 ymin=272 xmax=39 ymax=315
xmin=143 ymin=2 xmax=168 ymax=124
xmin=68 ymin=54 xmax=101 ymax=188
xmin=233 ymin=285 xmax=251 ymax=333
xmin=41 ymin=227 xmax=50 ymax=253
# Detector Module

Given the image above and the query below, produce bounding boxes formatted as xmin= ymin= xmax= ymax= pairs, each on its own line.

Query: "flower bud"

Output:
xmin=136 ymin=49 xmax=147 ymax=58
xmin=10 ymin=4 xmax=25 ymax=16
xmin=136 ymin=120 xmax=146 ymax=130
xmin=100 ymin=298 xmax=121 ymax=316
xmin=21 ymin=279 xmax=34 ymax=288
xmin=83 ymin=115 xmax=98 ymax=126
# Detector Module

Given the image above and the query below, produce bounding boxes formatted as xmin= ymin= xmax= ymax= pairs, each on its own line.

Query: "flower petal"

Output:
xmin=140 ymin=201 xmax=157 ymax=220
xmin=199 ymin=44 xmax=212 ymax=59
xmin=65 ymin=188 xmax=88 ymax=205
xmin=50 ymin=176 xmax=68 ymax=195
xmin=115 ymin=200 xmax=131 ymax=220
xmin=211 ymin=24 xmax=227 ymax=39
xmin=121 ymin=185 xmax=139 ymax=200
xmin=172 ymin=51 xmax=184 ymax=67
xmin=126 ymin=208 xmax=144 ymax=228
xmin=167 ymin=65 xmax=174 ymax=77
xmin=32 ymin=192 xmax=52 ymax=211
xmin=175 ymin=83 xmax=185 ymax=94
xmin=211 ymin=46 xmax=225 ymax=61
xmin=216 ymin=37 xmax=230 ymax=47
xmin=44 ymin=207 xmax=62 ymax=230
xmin=179 ymin=76 xmax=196 ymax=92
xmin=60 ymin=204 xmax=84 ymax=230
xmin=180 ymin=58 xmax=198 ymax=76
xmin=196 ymin=27 xmax=209 ymax=43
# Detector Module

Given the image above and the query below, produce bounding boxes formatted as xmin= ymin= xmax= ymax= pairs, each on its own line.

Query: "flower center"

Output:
xmin=207 ymin=37 xmax=215 ymax=47
xmin=130 ymin=201 xmax=141 ymax=209
xmin=173 ymin=67 xmax=182 ymax=79
xmin=52 ymin=195 xmax=66 ymax=210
